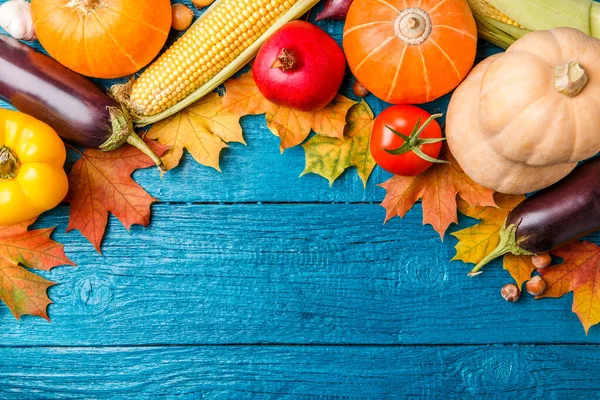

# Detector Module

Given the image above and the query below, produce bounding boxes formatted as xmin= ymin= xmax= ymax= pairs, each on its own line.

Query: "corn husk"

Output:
xmin=467 ymin=0 xmax=600 ymax=48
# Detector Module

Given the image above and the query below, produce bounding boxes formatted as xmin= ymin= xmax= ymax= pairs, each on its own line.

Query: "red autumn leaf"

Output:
xmin=538 ymin=241 xmax=600 ymax=334
xmin=0 ymin=219 xmax=75 ymax=320
xmin=379 ymin=147 xmax=496 ymax=239
xmin=66 ymin=140 xmax=168 ymax=253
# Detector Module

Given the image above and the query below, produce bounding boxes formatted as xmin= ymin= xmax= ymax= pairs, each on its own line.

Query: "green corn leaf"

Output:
xmin=488 ymin=0 xmax=593 ymax=35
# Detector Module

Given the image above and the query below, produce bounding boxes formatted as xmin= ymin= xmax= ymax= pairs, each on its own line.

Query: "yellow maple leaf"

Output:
xmin=146 ymin=93 xmax=244 ymax=172
xmin=301 ymin=101 xmax=376 ymax=187
xmin=452 ymin=194 xmax=535 ymax=286
xmin=503 ymin=254 xmax=537 ymax=289
xmin=222 ymin=71 xmax=356 ymax=151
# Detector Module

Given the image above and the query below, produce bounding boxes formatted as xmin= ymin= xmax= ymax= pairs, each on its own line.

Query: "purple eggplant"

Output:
xmin=316 ymin=0 xmax=354 ymax=21
xmin=0 ymin=34 xmax=164 ymax=171
xmin=469 ymin=157 xmax=600 ymax=275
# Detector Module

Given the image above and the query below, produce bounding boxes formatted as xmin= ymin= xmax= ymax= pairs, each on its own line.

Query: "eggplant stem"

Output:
xmin=102 ymin=106 xmax=165 ymax=172
xmin=468 ymin=223 xmax=534 ymax=276
xmin=126 ymin=134 xmax=166 ymax=173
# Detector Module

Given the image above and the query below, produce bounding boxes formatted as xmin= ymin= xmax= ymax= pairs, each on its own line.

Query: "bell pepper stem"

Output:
xmin=0 ymin=146 xmax=20 ymax=180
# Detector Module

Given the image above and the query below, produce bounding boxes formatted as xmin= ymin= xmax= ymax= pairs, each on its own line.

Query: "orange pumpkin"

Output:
xmin=343 ymin=0 xmax=477 ymax=104
xmin=30 ymin=0 xmax=172 ymax=79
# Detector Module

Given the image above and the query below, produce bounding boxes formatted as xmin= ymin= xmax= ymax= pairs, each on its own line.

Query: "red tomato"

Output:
xmin=370 ymin=105 xmax=445 ymax=176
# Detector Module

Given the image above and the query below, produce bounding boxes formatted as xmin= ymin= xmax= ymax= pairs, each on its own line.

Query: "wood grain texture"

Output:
xmin=0 ymin=204 xmax=597 ymax=345
xmin=1 ymin=345 xmax=600 ymax=399
xmin=1 ymin=0 xmax=599 ymax=396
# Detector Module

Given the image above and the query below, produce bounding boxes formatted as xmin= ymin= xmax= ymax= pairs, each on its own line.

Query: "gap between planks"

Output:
xmin=2 ymin=343 xmax=599 ymax=349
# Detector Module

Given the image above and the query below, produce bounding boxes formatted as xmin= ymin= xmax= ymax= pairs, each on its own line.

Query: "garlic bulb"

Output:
xmin=0 ymin=0 xmax=36 ymax=41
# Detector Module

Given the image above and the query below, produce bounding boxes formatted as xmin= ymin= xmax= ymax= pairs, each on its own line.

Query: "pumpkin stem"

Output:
xmin=78 ymin=0 xmax=100 ymax=12
xmin=554 ymin=62 xmax=589 ymax=97
xmin=271 ymin=49 xmax=297 ymax=72
xmin=407 ymin=17 xmax=419 ymax=29
xmin=394 ymin=7 xmax=432 ymax=45
xmin=0 ymin=146 xmax=20 ymax=180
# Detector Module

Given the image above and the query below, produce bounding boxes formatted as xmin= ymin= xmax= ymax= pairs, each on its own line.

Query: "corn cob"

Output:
xmin=116 ymin=0 xmax=319 ymax=126
xmin=466 ymin=0 xmax=600 ymax=49
xmin=467 ymin=0 xmax=523 ymax=28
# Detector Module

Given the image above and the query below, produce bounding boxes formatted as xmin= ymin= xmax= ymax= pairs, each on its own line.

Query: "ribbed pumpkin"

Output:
xmin=343 ymin=0 xmax=477 ymax=104
xmin=30 ymin=0 xmax=172 ymax=79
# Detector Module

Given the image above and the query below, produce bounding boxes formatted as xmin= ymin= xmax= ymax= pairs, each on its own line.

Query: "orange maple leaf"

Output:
xmin=66 ymin=141 xmax=168 ymax=253
xmin=538 ymin=241 xmax=600 ymax=334
xmin=0 ymin=220 xmax=75 ymax=320
xmin=379 ymin=147 xmax=496 ymax=238
xmin=222 ymin=71 xmax=356 ymax=151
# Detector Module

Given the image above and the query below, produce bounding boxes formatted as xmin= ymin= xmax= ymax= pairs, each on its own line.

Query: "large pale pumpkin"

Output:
xmin=30 ymin=0 xmax=172 ymax=79
xmin=343 ymin=0 xmax=477 ymax=104
xmin=447 ymin=28 xmax=600 ymax=194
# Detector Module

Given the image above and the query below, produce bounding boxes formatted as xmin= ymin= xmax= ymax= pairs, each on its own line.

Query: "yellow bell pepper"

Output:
xmin=0 ymin=110 xmax=68 ymax=226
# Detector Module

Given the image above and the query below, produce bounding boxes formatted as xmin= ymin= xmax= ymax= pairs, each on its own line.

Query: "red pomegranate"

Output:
xmin=253 ymin=21 xmax=346 ymax=112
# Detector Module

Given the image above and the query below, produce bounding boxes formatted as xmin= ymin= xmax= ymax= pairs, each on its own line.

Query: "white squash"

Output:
xmin=447 ymin=28 xmax=600 ymax=194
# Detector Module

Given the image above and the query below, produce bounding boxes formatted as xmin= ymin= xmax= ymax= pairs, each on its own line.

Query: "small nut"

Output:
xmin=171 ymin=3 xmax=194 ymax=31
xmin=501 ymin=283 xmax=521 ymax=302
xmin=526 ymin=275 xmax=547 ymax=296
xmin=532 ymin=253 xmax=551 ymax=269
xmin=192 ymin=0 xmax=215 ymax=8
xmin=353 ymin=80 xmax=370 ymax=98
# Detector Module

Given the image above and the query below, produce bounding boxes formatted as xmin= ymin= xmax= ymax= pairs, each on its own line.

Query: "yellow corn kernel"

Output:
xmin=467 ymin=0 xmax=524 ymax=28
xmin=129 ymin=0 xmax=296 ymax=117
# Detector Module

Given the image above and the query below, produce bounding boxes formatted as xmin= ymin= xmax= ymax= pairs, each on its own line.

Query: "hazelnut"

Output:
xmin=192 ymin=0 xmax=215 ymax=8
xmin=501 ymin=283 xmax=521 ymax=302
xmin=532 ymin=253 xmax=552 ymax=269
xmin=171 ymin=3 xmax=194 ymax=31
xmin=526 ymin=275 xmax=547 ymax=296
xmin=353 ymin=80 xmax=370 ymax=98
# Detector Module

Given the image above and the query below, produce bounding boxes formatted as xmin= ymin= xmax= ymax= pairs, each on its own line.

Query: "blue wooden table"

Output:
xmin=2 ymin=1 xmax=600 ymax=398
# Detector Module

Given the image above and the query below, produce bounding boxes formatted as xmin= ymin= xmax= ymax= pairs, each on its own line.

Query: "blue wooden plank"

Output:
xmin=0 ymin=344 xmax=598 ymax=399
xmin=0 ymin=204 xmax=597 ymax=346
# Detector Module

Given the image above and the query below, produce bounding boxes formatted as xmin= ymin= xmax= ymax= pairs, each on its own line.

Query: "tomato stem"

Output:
xmin=0 ymin=146 xmax=20 ymax=180
xmin=384 ymin=113 xmax=449 ymax=164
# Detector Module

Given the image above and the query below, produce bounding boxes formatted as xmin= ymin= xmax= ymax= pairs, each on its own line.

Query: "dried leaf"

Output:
xmin=66 ymin=141 xmax=168 ymax=253
xmin=379 ymin=147 xmax=497 ymax=238
xmin=538 ymin=241 xmax=600 ymax=334
xmin=146 ymin=93 xmax=245 ymax=171
xmin=0 ymin=220 xmax=75 ymax=320
xmin=503 ymin=254 xmax=537 ymax=289
xmin=452 ymin=194 xmax=524 ymax=262
xmin=301 ymin=101 xmax=376 ymax=187
xmin=222 ymin=71 xmax=356 ymax=151
xmin=452 ymin=194 xmax=534 ymax=286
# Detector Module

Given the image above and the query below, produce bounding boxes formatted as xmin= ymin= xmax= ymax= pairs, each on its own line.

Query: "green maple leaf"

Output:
xmin=301 ymin=101 xmax=376 ymax=187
